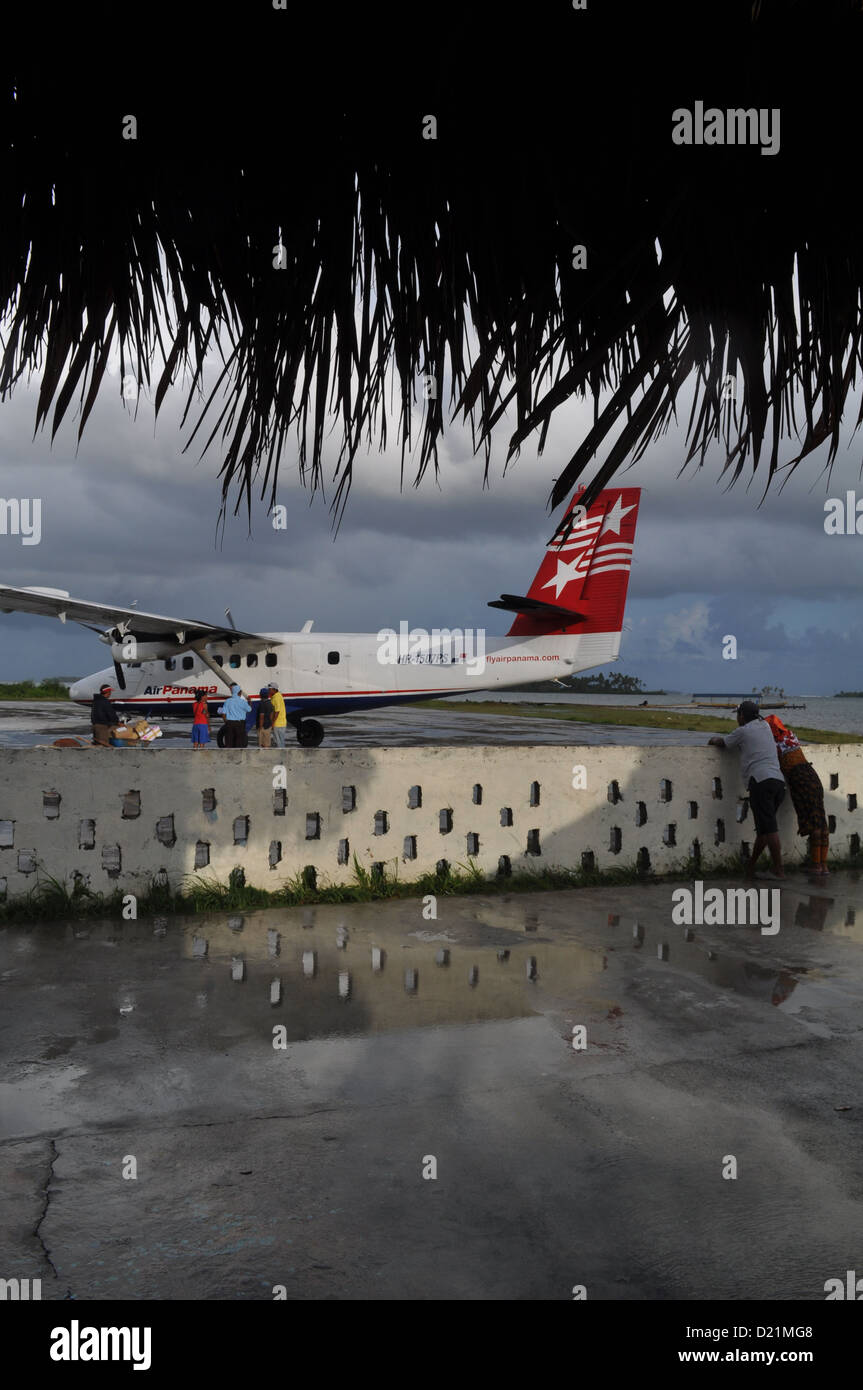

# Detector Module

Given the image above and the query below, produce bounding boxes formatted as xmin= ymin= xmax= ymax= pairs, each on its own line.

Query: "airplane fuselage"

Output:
xmin=69 ymin=628 xmax=623 ymax=720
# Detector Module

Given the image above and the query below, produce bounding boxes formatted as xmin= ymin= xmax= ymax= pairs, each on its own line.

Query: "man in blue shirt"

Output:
xmin=218 ymin=685 xmax=252 ymax=748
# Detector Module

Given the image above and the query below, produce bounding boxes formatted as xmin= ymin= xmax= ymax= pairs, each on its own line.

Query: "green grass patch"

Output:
xmin=1 ymin=845 xmax=860 ymax=924
xmin=413 ymin=699 xmax=863 ymax=743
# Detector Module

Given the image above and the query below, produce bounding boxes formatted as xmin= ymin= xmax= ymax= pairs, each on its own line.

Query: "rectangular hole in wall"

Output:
xmin=302 ymin=866 xmax=317 ymax=890
xmin=342 ymin=785 xmax=356 ymax=813
xmin=408 ymin=785 xmax=422 ymax=810
xmin=439 ymin=809 xmax=453 ymax=834
xmin=305 ymin=813 xmax=321 ymax=841
xmin=101 ymin=844 xmax=121 ymax=877
xmin=830 ymin=772 xmax=839 ymax=790
xmin=607 ymin=780 xmax=621 ymax=804
xmin=403 ymin=835 xmax=417 ymax=860
xmin=526 ymin=828 xmax=541 ymax=856
xmin=0 ymin=877 xmax=6 ymax=900
xmin=269 ymin=840 xmax=282 ymax=869
xmin=371 ymin=862 xmax=385 ymax=887
xmin=609 ymin=827 xmax=622 ymax=854
xmin=691 ymin=838 xmax=701 ymax=866
xmin=273 ymin=789 xmax=287 ymax=815
xmin=202 ymin=788 xmax=217 ymax=813
xmin=78 ymin=819 xmax=95 ymax=850
xmin=735 ymin=798 xmax=749 ymax=823
xmin=466 ymin=832 xmax=479 ymax=856
xmin=848 ymin=794 xmax=858 ymax=812
xmin=121 ymin=790 xmax=141 ymax=819
xmin=472 ymin=784 xmax=482 ymax=805
xmin=0 ymin=820 xmax=13 ymax=848
xmin=500 ymin=807 xmax=513 ymax=827
xmin=194 ymin=841 xmax=210 ymax=869
xmin=712 ymin=777 xmax=723 ymax=799
xmin=715 ymin=819 xmax=725 ymax=845
xmin=637 ymin=847 xmax=650 ymax=873
xmin=436 ymin=859 xmax=449 ymax=877
xmin=688 ymin=801 xmax=698 ymax=819
xmin=156 ymin=815 xmax=176 ymax=847
xmin=497 ymin=855 xmax=511 ymax=876
xmin=582 ymin=850 xmax=595 ymax=872
xmin=42 ymin=792 xmax=61 ymax=819
xmin=234 ymin=815 xmax=250 ymax=845
xmin=849 ymin=833 xmax=861 ymax=857
xmin=740 ymin=842 xmax=750 ymax=865
xmin=529 ymin=781 xmax=540 ymax=807
xmin=828 ymin=814 xmax=837 ymax=833
xmin=17 ymin=850 xmax=36 ymax=874
xmin=635 ymin=802 xmax=647 ymax=827
xmin=337 ymin=838 xmax=349 ymax=865
xmin=374 ymin=810 xmax=389 ymax=836
xmin=660 ymin=778 xmax=672 ymax=802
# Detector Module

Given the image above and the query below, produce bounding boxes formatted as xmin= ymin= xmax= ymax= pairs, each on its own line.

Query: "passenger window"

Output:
xmin=327 ymin=651 xmax=340 ymax=665
xmin=265 ymin=653 xmax=278 ymax=667
xmin=164 ymin=658 xmax=176 ymax=671
xmin=247 ymin=654 xmax=258 ymax=667
xmin=213 ymin=655 xmax=224 ymax=666
xmin=229 ymin=655 xmax=241 ymax=669
xmin=182 ymin=656 xmax=194 ymax=670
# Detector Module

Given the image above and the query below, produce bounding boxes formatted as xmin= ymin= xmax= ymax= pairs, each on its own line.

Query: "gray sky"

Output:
xmin=1 ymin=360 xmax=862 ymax=694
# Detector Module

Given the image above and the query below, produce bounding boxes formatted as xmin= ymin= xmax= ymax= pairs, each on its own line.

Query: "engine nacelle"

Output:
xmin=109 ymin=639 xmax=191 ymax=663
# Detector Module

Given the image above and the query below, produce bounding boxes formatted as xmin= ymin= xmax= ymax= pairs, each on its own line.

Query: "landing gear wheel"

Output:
xmin=296 ymin=719 xmax=324 ymax=748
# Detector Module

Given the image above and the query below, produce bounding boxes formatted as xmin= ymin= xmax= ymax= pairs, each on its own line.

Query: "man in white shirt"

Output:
xmin=708 ymin=701 xmax=786 ymax=880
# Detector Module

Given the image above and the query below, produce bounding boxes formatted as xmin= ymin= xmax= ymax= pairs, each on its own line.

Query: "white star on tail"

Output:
xmin=541 ymin=556 xmax=582 ymax=599
xmin=600 ymin=496 xmax=637 ymax=537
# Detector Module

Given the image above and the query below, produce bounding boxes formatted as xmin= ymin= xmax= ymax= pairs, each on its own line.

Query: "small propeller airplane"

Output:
xmin=0 ymin=487 xmax=641 ymax=746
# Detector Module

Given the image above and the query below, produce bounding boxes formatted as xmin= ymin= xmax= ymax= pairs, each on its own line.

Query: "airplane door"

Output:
xmin=293 ymin=642 xmax=322 ymax=690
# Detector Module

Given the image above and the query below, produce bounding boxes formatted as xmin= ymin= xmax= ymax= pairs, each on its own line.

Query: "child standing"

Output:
xmin=191 ymin=690 xmax=211 ymax=750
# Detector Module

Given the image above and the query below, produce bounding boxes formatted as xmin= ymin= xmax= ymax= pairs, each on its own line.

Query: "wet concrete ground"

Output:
xmin=0 ymin=699 xmax=710 ymax=748
xmin=1 ymin=873 xmax=862 ymax=1300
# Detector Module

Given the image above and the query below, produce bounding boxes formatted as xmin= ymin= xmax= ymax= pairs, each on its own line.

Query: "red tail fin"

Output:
xmin=503 ymin=488 xmax=641 ymax=637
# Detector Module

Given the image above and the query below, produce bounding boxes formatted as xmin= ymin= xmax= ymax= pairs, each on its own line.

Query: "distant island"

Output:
xmin=509 ymin=672 xmax=665 ymax=695
xmin=835 ymin=691 xmax=863 ymax=698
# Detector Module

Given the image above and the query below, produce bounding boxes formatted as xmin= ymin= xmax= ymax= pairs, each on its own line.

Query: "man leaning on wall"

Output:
xmin=708 ymin=700 xmax=786 ymax=881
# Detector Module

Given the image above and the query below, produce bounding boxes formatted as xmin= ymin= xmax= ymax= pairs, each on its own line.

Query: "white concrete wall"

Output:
xmin=0 ymin=744 xmax=860 ymax=902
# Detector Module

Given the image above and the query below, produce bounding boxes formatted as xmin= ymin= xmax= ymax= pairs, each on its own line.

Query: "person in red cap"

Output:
xmin=91 ymin=683 xmax=121 ymax=747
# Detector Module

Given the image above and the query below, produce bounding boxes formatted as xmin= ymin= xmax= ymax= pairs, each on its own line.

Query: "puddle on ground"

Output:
xmin=1 ymin=883 xmax=858 ymax=1118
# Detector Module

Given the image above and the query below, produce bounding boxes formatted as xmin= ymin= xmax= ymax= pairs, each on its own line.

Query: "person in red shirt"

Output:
xmin=191 ymin=690 xmax=211 ymax=750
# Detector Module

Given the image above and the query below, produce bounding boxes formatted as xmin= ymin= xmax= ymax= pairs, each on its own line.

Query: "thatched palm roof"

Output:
xmin=2 ymin=0 xmax=862 ymax=525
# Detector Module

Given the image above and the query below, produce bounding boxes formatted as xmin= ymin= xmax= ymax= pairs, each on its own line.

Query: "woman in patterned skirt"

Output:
xmin=764 ymin=715 xmax=830 ymax=875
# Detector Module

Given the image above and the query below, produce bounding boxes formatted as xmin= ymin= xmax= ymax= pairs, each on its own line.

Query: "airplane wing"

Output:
xmin=0 ymin=584 xmax=281 ymax=645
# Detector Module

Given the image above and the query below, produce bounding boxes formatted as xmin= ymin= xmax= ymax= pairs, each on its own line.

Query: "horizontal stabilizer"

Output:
xmin=488 ymin=593 xmax=587 ymax=623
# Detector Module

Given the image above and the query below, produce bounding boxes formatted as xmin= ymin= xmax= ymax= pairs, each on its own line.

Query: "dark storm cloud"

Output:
xmin=1 ymin=364 xmax=862 ymax=689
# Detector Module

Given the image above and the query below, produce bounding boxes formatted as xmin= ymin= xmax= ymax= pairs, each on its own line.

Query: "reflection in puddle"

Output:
xmin=1 ymin=884 xmax=858 ymax=1069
